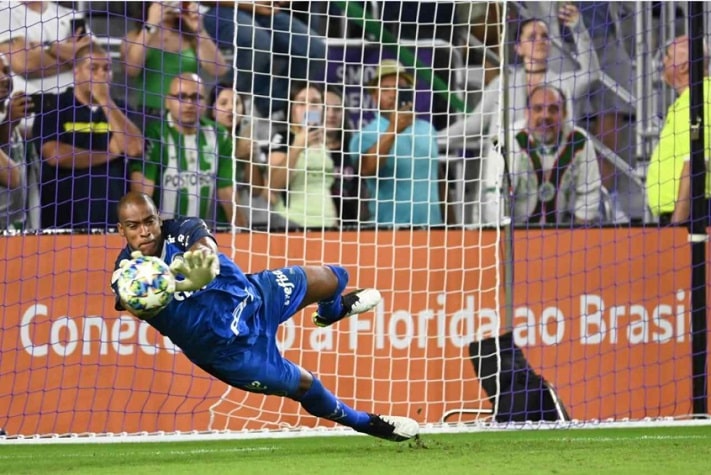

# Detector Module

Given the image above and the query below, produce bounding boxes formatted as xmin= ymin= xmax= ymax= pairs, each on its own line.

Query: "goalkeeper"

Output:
xmin=110 ymin=191 xmax=418 ymax=442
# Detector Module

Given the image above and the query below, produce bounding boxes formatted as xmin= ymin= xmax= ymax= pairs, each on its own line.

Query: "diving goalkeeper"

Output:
xmin=110 ymin=191 xmax=418 ymax=441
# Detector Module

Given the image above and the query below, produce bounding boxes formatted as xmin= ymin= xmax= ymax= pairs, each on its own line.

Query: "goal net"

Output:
xmin=0 ymin=1 xmax=708 ymax=439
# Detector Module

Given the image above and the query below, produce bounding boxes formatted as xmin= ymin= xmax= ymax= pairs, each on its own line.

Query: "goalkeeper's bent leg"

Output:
xmin=315 ymin=265 xmax=349 ymax=319
xmin=296 ymin=375 xmax=371 ymax=430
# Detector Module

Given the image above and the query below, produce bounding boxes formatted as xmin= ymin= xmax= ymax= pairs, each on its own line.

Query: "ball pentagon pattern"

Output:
xmin=117 ymin=256 xmax=176 ymax=313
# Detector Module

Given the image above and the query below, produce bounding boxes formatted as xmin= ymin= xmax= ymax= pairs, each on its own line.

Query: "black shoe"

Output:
xmin=312 ymin=288 xmax=382 ymax=327
xmin=360 ymin=413 xmax=419 ymax=442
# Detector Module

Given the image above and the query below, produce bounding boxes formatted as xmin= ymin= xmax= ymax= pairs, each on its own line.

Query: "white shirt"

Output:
xmin=481 ymin=125 xmax=602 ymax=225
xmin=439 ymin=19 xmax=600 ymax=153
xmin=0 ymin=126 xmax=27 ymax=228
xmin=0 ymin=1 xmax=76 ymax=93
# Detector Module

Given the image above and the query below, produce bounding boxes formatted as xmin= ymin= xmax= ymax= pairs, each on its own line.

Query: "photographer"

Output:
xmin=121 ymin=1 xmax=227 ymax=126
xmin=0 ymin=1 xmax=92 ymax=94
xmin=0 ymin=53 xmax=33 ymax=229
xmin=349 ymin=60 xmax=444 ymax=227
xmin=264 ymin=81 xmax=337 ymax=229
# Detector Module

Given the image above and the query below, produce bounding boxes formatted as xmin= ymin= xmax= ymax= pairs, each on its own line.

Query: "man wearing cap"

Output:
xmin=349 ymin=59 xmax=443 ymax=227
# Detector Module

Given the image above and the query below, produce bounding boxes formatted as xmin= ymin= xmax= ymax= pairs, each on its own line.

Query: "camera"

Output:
xmin=398 ymin=88 xmax=414 ymax=108
xmin=70 ymin=18 xmax=87 ymax=37
xmin=29 ymin=93 xmax=58 ymax=115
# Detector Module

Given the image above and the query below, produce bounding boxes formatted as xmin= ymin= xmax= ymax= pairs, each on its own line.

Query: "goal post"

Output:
xmin=0 ymin=1 xmax=709 ymax=440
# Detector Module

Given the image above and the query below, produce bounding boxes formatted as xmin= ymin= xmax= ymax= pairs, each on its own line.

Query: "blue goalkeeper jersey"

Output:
xmin=111 ymin=217 xmax=264 ymax=367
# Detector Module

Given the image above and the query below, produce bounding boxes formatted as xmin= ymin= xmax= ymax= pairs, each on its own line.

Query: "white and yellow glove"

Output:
xmin=169 ymin=249 xmax=220 ymax=292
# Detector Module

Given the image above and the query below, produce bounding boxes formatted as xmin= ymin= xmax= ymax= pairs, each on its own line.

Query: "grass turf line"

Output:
xmin=1 ymin=426 xmax=710 ymax=474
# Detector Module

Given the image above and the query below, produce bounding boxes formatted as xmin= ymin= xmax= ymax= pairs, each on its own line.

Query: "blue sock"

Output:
xmin=298 ymin=376 xmax=371 ymax=430
xmin=317 ymin=265 xmax=349 ymax=320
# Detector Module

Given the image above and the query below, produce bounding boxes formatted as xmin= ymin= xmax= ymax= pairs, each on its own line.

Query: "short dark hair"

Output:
xmin=526 ymin=84 xmax=566 ymax=109
xmin=117 ymin=191 xmax=157 ymax=222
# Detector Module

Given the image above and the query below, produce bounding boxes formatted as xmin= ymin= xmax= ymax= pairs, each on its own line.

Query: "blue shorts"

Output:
xmin=207 ymin=266 xmax=308 ymax=397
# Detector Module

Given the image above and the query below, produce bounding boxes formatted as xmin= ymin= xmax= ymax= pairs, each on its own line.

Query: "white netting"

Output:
xmin=0 ymin=1 xmax=708 ymax=439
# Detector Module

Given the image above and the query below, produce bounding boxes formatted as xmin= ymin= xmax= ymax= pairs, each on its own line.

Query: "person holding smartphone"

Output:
xmin=0 ymin=53 xmax=34 ymax=230
xmin=0 ymin=2 xmax=92 ymax=95
xmin=349 ymin=59 xmax=444 ymax=227
xmin=264 ymin=81 xmax=337 ymax=229
xmin=0 ymin=1 xmax=93 ymax=142
xmin=121 ymin=2 xmax=228 ymax=127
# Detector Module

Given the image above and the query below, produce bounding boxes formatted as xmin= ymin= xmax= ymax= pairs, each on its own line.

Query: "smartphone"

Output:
xmin=398 ymin=88 xmax=414 ymax=108
xmin=29 ymin=93 xmax=43 ymax=113
xmin=304 ymin=109 xmax=322 ymax=127
xmin=29 ymin=93 xmax=57 ymax=114
xmin=70 ymin=18 xmax=86 ymax=37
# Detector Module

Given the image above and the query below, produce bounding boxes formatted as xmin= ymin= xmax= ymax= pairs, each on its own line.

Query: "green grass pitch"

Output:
xmin=1 ymin=426 xmax=710 ymax=474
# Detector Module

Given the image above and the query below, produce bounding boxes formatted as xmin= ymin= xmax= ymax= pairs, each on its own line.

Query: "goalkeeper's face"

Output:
xmin=117 ymin=202 xmax=163 ymax=257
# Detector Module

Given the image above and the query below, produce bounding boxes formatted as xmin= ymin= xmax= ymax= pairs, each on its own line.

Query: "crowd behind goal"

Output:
xmin=0 ymin=1 xmax=701 ymax=231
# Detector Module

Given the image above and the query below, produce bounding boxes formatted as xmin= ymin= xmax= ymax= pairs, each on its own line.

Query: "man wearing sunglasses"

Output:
xmin=129 ymin=73 xmax=245 ymax=230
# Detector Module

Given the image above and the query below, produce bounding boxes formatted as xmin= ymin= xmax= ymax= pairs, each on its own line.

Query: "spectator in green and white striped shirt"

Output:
xmin=129 ymin=73 xmax=246 ymax=229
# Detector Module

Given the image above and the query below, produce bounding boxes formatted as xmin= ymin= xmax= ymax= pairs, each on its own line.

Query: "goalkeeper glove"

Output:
xmin=169 ymin=249 xmax=220 ymax=292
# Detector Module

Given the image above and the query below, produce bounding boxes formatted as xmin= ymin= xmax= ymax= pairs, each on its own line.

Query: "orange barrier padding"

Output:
xmin=0 ymin=229 xmax=706 ymax=435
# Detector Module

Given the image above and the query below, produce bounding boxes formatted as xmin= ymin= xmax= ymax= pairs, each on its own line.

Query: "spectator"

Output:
xmin=482 ymin=85 xmax=601 ymax=226
xmin=440 ymin=3 xmax=599 ymax=153
xmin=646 ymin=36 xmax=711 ymax=225
xmin=0 ymin=1 xmax=92 ymax=95
xmin=209 ymin=84 xmax=254 ymax=165
xmin=121 ymin=1 xmax=227 ymax=125
xmin=380 ymin=1 xmax=458 ymax=131
xmin=202 ymin=1 xmax=327 ymax=119
xmin=207 ymin=82 xmax=270 ymax=228
xmin=349 ymin=60 xmax=443 ymax=227
xmin=324 ymin=85 xmax=367 ymax=226
xmin=0 ymin=0 xmax=93 ymax=144
xmin=131 ymin=73 xmax=243 ymax=230
xmin=265 ymin=81 xmax=337 ymax=229
xmin=31 ymin=43 xmax=144 ymax=229
xmin=0 ymin=53 xmax=32 ymax=229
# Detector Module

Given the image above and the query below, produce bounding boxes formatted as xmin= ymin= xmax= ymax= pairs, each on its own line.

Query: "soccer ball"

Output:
xmin=117 ymin=255 xmax=176 ymax=314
